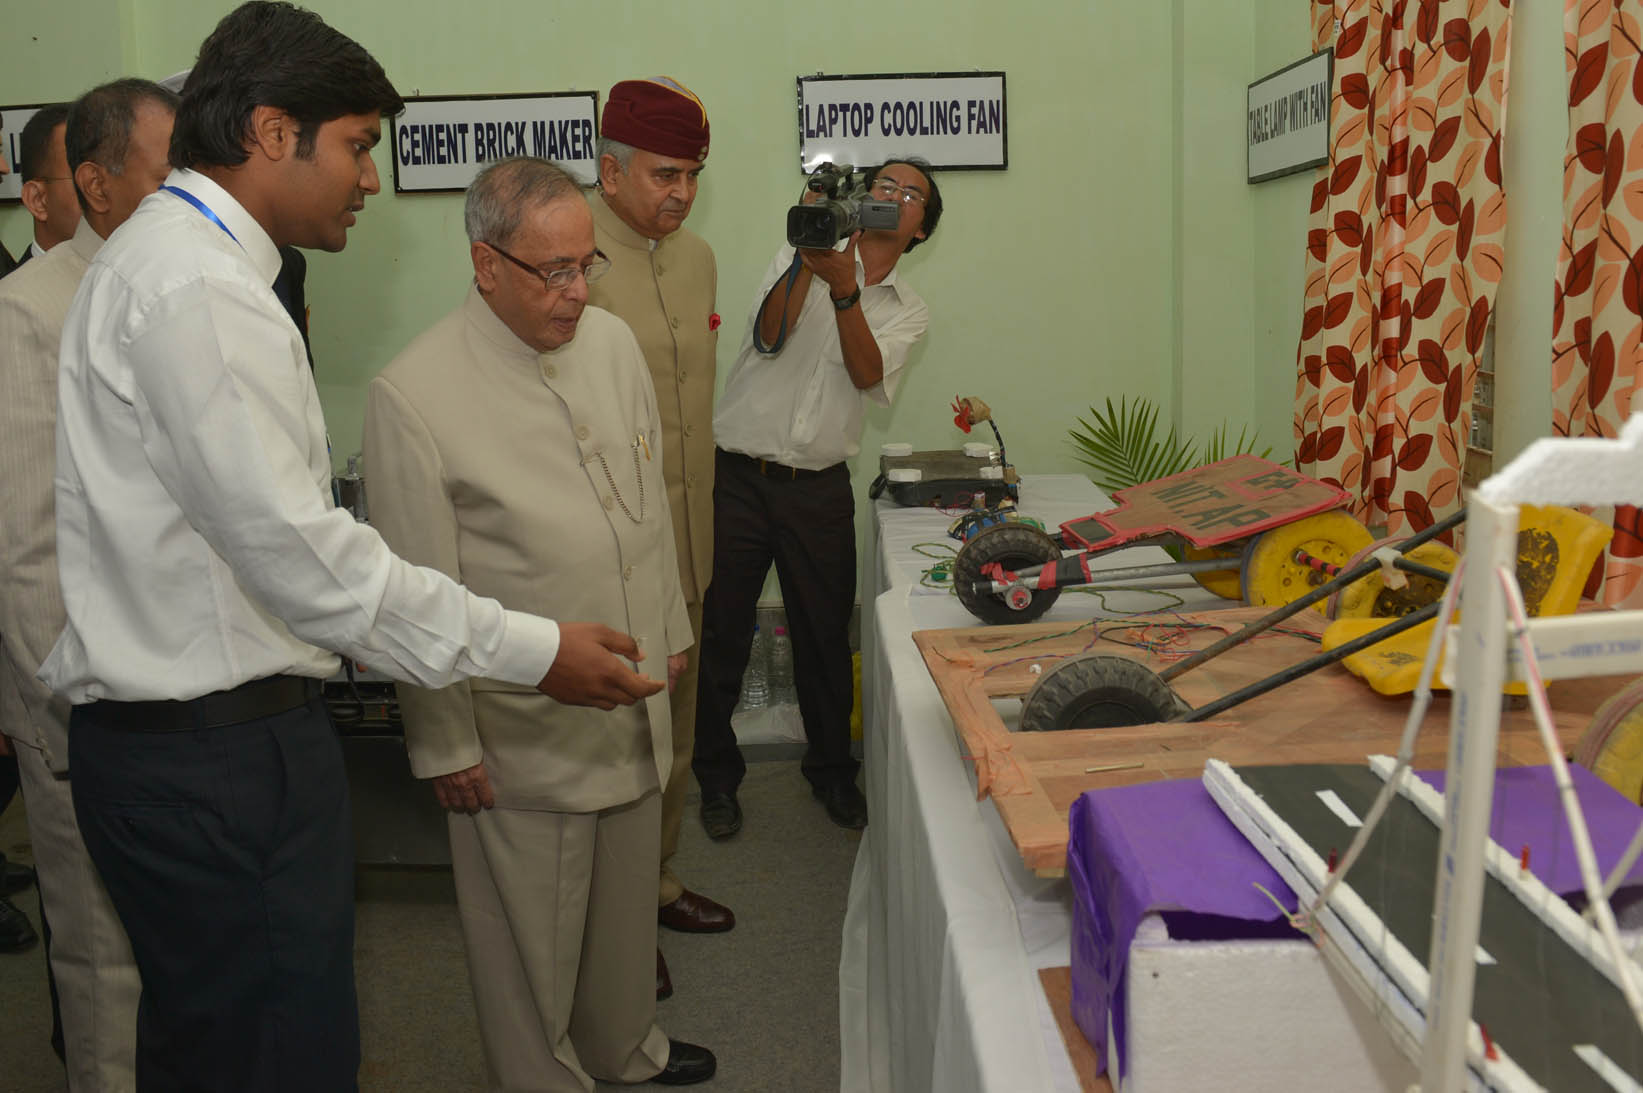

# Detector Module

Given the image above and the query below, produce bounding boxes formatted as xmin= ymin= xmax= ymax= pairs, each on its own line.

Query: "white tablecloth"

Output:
xmin=838 ymin=475 xmax=1221 ymax=1093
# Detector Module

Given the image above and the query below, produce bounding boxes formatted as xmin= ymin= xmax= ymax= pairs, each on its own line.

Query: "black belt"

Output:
xmin=89 ymin=675 xmax=323 ymax=733
xmin=719 ymin=448 xmax=843 ymax=481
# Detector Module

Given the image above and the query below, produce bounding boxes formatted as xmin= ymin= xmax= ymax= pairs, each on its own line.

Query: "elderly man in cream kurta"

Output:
xmin=364 ymin=157 xmax=716 ymax=1091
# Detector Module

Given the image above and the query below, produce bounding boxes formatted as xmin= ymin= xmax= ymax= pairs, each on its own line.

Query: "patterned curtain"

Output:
xmin=1294 ymin=0 xmax=1512 ymax=536
xmin=1552 ymin=0 xmax=1643 ymax=605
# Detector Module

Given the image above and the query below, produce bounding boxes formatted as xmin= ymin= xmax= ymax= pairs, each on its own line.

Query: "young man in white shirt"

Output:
xmin=40 ymin=4 xmax=661 ymax=1088
xmin=694 ymin=160 xmax=942 ymax=836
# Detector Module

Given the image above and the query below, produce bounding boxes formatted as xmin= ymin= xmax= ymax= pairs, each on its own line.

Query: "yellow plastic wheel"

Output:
xmin=1574 ymin=679 xmax=1643 ymax=804
xmin=1239 ymin=511 xmax=1374 ymax=613
xmin=1183 ymin=544 xmax=1244 ymax=600
xmin=1328 ymin=538 xmax=1458 ymax=619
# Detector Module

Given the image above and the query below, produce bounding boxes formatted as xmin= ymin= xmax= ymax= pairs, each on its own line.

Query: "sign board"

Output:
xmin=390 ymin=92 xmax=599 ymax=193
xmin=0 ymin=105 xmax=50 ymax=203
xmin=797 ymin=72 xmax=1006 ymax=174
xmin=1247 ymin=49 xmax=1332 ymax=183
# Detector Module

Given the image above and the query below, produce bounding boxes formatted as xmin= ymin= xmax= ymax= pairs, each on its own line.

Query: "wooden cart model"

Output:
xmin=952 ymin=454 xmax=1377 ymax=625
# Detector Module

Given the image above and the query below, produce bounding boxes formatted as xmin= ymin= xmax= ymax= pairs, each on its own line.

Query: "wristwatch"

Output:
xmin=831 ymin=285 xmax=862 ymax=311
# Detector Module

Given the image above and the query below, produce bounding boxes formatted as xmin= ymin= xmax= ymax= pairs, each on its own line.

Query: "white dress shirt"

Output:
xmin=713 ymin=243 xmax=928 ymax=471
xmin=40 ymin=169 xmax=559 ymax=703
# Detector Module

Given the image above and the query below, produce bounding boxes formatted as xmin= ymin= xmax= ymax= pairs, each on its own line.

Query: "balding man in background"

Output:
xmin=587 ymin=77 xmax=732 ymax=1002
xmin=0 ymin=75 xmax=179 ymax=1093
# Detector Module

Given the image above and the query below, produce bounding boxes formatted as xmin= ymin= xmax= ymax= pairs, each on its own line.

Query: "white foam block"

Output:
xmin=1117 ymin=916 xmax=1416 ymax=1093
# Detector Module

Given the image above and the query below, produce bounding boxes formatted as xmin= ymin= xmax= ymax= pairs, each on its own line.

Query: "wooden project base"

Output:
xmin=1038 ymin=966 xmax=1111 ymax=1093
xmin=914 ymin=607 xmax=1630 ymax=875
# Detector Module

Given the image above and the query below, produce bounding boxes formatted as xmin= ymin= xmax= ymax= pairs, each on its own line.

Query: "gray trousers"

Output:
xmin=14 ymin=736 xmax=140 ymax=1091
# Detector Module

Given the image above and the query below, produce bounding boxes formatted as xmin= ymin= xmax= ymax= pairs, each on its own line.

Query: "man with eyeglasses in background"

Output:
xmin=0 ymin=76 xmax=179 ymax=1089
xmin=10 ymin=105 xmax=81 ymax=271
xmin=585 ymin=77 xmax=735 ymax=1003
xmin=0 ymin=120 xmax=14 ymax=275
xmin=365 ymin=155 xmax=717 ymax=1089
xmin=694 ymin=159 xmax=942 ymax=837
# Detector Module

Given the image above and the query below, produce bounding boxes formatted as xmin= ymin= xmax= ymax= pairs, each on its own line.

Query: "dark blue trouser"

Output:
xmin=70 ymin=696 xmax=358 ymax=1092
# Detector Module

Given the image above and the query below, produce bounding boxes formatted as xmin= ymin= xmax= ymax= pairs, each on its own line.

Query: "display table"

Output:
xmin=838 ymin=475 xmax=1222 ymax=1093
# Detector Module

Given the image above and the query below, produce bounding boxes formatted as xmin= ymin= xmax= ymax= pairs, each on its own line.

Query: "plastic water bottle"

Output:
xmin=739 ymin=625 xmax=769 ymax=709
xmin=768 ymin=625 xmax=794 ymax=705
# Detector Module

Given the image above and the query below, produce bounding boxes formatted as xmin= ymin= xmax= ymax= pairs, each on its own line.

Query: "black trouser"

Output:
xmin=694 ymin=448 xmax=861 ymax=796
xmin=69 ymin=683 xmax=358 ymax=1092
xmin=1 ymin=748 xmax=63 ymax=1060
xmin=0 ymin=751 xmax=17 ymax=864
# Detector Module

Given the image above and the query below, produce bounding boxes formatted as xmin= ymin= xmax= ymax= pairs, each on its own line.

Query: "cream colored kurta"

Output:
xmin=364 ymin=288 xmax=691 ymax=813
xmin=0 ymin=222 xmax=95 ymax=768
xmin=0 ymin=219 xmax=142 ymax=1093
xmin=587 ymin=194 xmax=718 ymax=603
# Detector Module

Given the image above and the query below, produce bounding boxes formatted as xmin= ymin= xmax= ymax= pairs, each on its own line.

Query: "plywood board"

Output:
xmin=1038 ymin=966 xmax=1111 ymax=1093
xmin=914 ymin=608 xmax=1631 ymax=874
xmin=1059 ymin=456 xmax=1347 ymax=550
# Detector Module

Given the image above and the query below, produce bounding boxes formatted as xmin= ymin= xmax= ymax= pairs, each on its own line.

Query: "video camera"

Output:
xmin=786 ymin=162 xmax=901 ymax=250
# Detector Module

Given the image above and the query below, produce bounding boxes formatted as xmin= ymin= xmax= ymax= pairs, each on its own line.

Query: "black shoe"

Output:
xmin=0 ymin=860 xmax=35 ymax=897
xmin=0 ymin=895 xmax=38 ymax=953
xmin=656 ymin=948 xmax=673 ymax=1001
xmin=650 ymin=1039 xmax=716 ymax=1085
xmin=699 ymin=792 xmax=742 ymax=841
xmin=813 ymin=781 xmax=868 ymax=830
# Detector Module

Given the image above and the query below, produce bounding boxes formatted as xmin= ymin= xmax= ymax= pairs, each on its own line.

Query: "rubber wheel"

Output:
xmin=1239 ymin=511 xmax=1374 ymax=614
xmin=953 ymin=523 xmax=1063 ymax=625
xmin=1574 ymin=678 xmax=1643 ymax=804
xmin=1327 ymin=537 xmax=1457 ymax=619
xmin=1184 ymin=544 xmax=1244 ymax=600
xmin=1018 ymin=654 xmax=1192 ymax=731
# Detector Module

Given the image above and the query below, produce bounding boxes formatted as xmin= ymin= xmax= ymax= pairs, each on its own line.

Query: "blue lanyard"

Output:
xmin=159 ymin=184 xmax=241 ymax=246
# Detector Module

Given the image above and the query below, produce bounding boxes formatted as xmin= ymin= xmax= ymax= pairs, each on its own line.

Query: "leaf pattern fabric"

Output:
xmin=1553 ymin=0 xmax=1643 ymax=605
xmin=1295 ymin=0 xmax=1511 ymax=537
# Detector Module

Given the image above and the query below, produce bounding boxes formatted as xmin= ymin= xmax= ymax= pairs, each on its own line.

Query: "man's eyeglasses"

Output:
xmin=869 ymin=177 xmax=927 ymax=207
xmin=486 ymin=241 xmax=611 ymax=291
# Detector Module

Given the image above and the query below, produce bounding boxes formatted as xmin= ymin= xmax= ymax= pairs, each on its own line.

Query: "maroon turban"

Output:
xmin=600 ymin=77 xmax=710 ymax=162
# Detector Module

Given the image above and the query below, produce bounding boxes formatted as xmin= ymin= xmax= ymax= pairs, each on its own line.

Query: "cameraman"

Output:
xmin=694 ymin=159 xmax=941 ymax=835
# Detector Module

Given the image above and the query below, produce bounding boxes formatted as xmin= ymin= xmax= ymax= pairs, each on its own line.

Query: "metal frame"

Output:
xmin=1428 ymin=415 xmax=1643 ymax=1089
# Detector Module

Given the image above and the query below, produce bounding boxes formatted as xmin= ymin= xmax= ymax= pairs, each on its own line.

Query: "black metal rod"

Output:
xmin=1174 ymin=599 xmax=1443 ymax=723
xmin=1297 ymin=550 xmax=1454 ymax=586
xmin=1394 ymin=557 xmax=1453 ymax=583
xmin=1157 ymin=507 xmax=1465 ymax=684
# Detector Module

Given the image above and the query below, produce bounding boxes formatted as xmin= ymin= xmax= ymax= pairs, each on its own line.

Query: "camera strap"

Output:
xmin=752 ymin=253 xmax=806 ymax=355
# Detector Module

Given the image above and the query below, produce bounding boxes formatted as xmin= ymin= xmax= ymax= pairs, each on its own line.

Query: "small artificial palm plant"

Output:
xmin=1068 ymin=396 xmax=1275 ymax=492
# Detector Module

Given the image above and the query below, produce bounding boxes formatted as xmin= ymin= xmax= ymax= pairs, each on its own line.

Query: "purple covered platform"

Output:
xmin=1067 ymin=763 xmax=1643 ymax=1077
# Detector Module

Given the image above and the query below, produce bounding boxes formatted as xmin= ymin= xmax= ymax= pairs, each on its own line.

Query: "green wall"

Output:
xmin=1250 ymin=0 xmax=1315 ymax=457
xmin=2 ymin=0 xmax=1319 ymax=559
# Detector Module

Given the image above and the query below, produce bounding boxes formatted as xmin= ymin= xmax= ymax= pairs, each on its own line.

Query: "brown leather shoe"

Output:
xmin=658 ymin=889 xmax=736 ymax=934
xmin=656 ymin=948 xmax=672 ymax=1001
